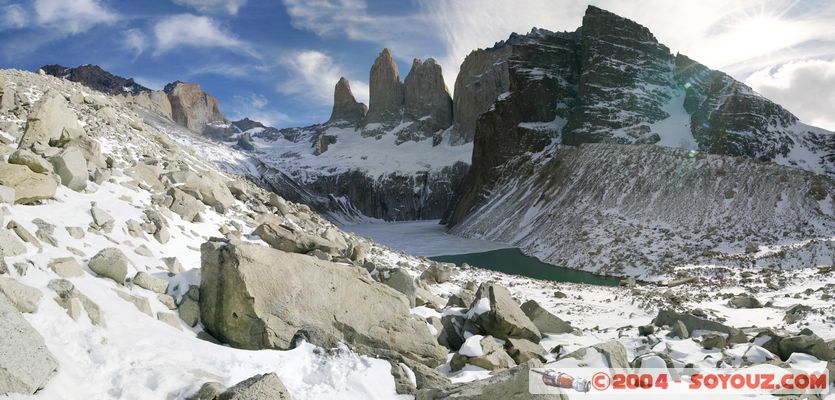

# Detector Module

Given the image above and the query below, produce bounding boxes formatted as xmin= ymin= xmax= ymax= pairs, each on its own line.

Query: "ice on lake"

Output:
xmin=340 ymin=219 xmax=510 ymax=256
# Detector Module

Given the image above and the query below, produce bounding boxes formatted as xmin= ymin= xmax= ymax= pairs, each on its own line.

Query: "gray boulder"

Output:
xmin=200 ymin=240 xmax=447 ymax=367
xmin=8 ymin=149 xmax=53 ymax=174
xmin=504 ymin=337 xmax=547 ymax=364
xmin=382 ymin=268 xmax=417 ymax=307
xmin=420 ymin=262 xmax=455 ymax=284
xmin=133 ymin=272 xmax=169 ymax=294
xmin=164 ymin=171 xmax=234 ymax=213
xmin=188 ymin=382 xmax=226 ymax=400
xmin=178 ymin=285 xmax=201 ymax=327
xmin=563 ymin=340 xmax=630 ymax=369
xmin=18 ymin=91 xmax=84 ymax=148
xmin=166 ymin=188 xmax=206 ymax=222
xmin=50 ymin=146 xmax=88 ymax=191
xmin=450 ymin=335 xmax=515 ymax=372
xmin=0 ymin=277 xmax=42 ymax=313
xmin=47 ymin=279 xmax=104 ymax=326
xmin=728 ymin=295 xmax=763 ymax=309
xmin=90 ymin=204 xmax=115 ymax=232
xmin=653 ymin=309 xmax=747 ymax=344
xmin=701 ymin=333 xmax=727 ymax=349
xmin=113 ymin=289 xmax=152 ymax=316
xmin=0 ymin=163 xmax=57 ymax=204
xmin=0 ymin=228 xmax=26 ymax=256
xmin=520 ymin=300 xmax=574 ymax=334
xmin=88 ymin=247 xmax=129 ymax=284
xmin=672 ymin=320 xmax=689 ymax=339
xmin=0 ymin=293 xmax=58 ymax=395
xmin=217 ymin=373 xmax=292 ymax=400
xmin=6 ymin=220 xmax=41 ymax=250
xmin=778 ymin=335 xmax=834 ymax=361
xmin=253 ymin=223 xmax=344 ymax=255
xmin=464 ymin=283 xmax=541 ymax=343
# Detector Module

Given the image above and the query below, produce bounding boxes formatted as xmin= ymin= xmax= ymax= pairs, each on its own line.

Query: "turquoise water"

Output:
xmin=431 ymin=248 xmax=620 ymax=286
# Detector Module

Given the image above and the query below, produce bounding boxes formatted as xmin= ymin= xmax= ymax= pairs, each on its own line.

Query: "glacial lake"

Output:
xmin=342 ymin=220 xmax=619 ymax=286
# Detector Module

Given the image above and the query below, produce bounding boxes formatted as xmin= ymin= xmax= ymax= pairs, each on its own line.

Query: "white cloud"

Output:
xmin=277 ymin=50 xmax=369 ymax=106
xmin=153 ymin=14 xmax=249 ymax=55
xmin=34 ymin=0 xmax=119 ymax=34
xmin=123 ymin=28 xmax=146 ymax=59
xmin=745 ymin=59 xmax=835 ymax=131
xmin=229 ymin=92 xmax=291 ymax=127
xmin=172 ymin=0 xmax=247 ymax=15
xmin=2 ymin=4 xmax=26 ymax=29
xmin=282 ymin=0 xmax=437 ymax=60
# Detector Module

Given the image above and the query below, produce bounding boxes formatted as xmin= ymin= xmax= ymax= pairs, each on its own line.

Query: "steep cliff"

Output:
xmin=164 ymin=81 xmax=235 ymax=140
xmin=328 ymin=77 xmax=367 ymax=124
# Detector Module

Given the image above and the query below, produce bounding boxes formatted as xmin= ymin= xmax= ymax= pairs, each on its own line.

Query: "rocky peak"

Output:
xmin=580 ymin=5 xmax=658 ymax=43
xmin=40 ymin=64 xmax=150 ymax=96
xmin=366 ymin=48 xmax=404 ymax=123
xmin=403 ymin=58 xmax=452 ymax=130
xmin=164 ymin=81 xmax=233 ymax=139
xmin=328 ymin=77 xmax=367 ymax=124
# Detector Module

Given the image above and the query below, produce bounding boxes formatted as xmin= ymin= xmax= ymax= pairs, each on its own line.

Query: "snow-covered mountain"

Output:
xmin=3 ymin=39 xmax=835 ymax=400
xmin=444 ymin=5 xmax=834 ymax=274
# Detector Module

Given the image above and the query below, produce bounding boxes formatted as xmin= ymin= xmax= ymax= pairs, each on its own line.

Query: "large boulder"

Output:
xmin=18 ymin=91 xmax=84 ymax=148
xmin=0 ymin=228 xmax=26 ymax=256
xmin=0 ymin=277 xmax=42 ymax=313
xmin=653 ymin=309 xmax=747 ymax=344
xmin=253 ymin=223 xmax=344 ymax=255
xmin=217 ymin=373 xmax=292 ymax=400
xmin=463 ymin=283 xmax=541 ymax=343
xmin=450 ymin=335 xmax=516 ymax=372
xmin=777 ymin=335 xmax=834 ymax=361
xmin=163 ymin=171 xmax=234 ymax=213
xmin=0 ymin=163 xmax=57 ymax=204
xmin=562 ymin=340 xmax=630 ymax=369
xmin=728 ymin=295 xmax=762 ymax=309
xmin=165 ymin=188 xmax=206 ymax=222
xmin=200 ymin=240 xmax=447 ymax=367
xmin=0 ymin=293 xmax=59 ymax=395
xmin=520 ymin=300 xmax=574 ymax=334
xmin=49 ymin=146 xmax=88 ymax=191
xmin=8 ymin=149 xmax=53 ymax=174
xmin=88 ymin=247 xmax=129 ymax=285
xmin=382 ymin=268 xmax=417 ymax=307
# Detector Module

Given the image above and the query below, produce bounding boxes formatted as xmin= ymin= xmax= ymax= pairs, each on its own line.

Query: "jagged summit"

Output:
xmin=328 ymin=77 xmax=367 ymax=124
xmin=41 ymin=64 xmax=150 ymax=96
xmin=366 ymin=48 xmax=404 ymax=124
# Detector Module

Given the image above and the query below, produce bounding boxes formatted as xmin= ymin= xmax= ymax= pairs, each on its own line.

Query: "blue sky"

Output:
xmin=2 ymin=0 xmax=835 ymax=130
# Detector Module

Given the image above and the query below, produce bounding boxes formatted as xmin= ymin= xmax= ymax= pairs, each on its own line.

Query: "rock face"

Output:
xmin=446 ymin=5 xmax=834 ymax=244
xmin=122 ymin=91 xmax=173 ymax=120
xmin=164 ymin=81 xmax=233 ymax=139
xmin=41 ymin=64 xmax=149 ymax=96
xmin=403 ymin=59 xmax=452 ymax=130
xmin=328 ymin=78 xmax=367 ymax=124
xmin=0 ymin=292 xmax=59 ymax=395
xmin=366 ymin=49 xmax=404 ymax=124
xmin=200 ymin=240 xmax=447 ymax=367
xmin=449 ymin=46 xmax=512 ymax=145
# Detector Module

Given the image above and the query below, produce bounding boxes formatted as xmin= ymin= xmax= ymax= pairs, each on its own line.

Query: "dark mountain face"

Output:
xmin=41 ymin=64 xmax=150 ymax=96
xmin=445 ymin=5 xmax=834 ymax=227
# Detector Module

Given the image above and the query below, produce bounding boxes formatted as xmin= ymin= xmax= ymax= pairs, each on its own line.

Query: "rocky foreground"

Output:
xmin=1 ymin=69 xmax=834 ymax=399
